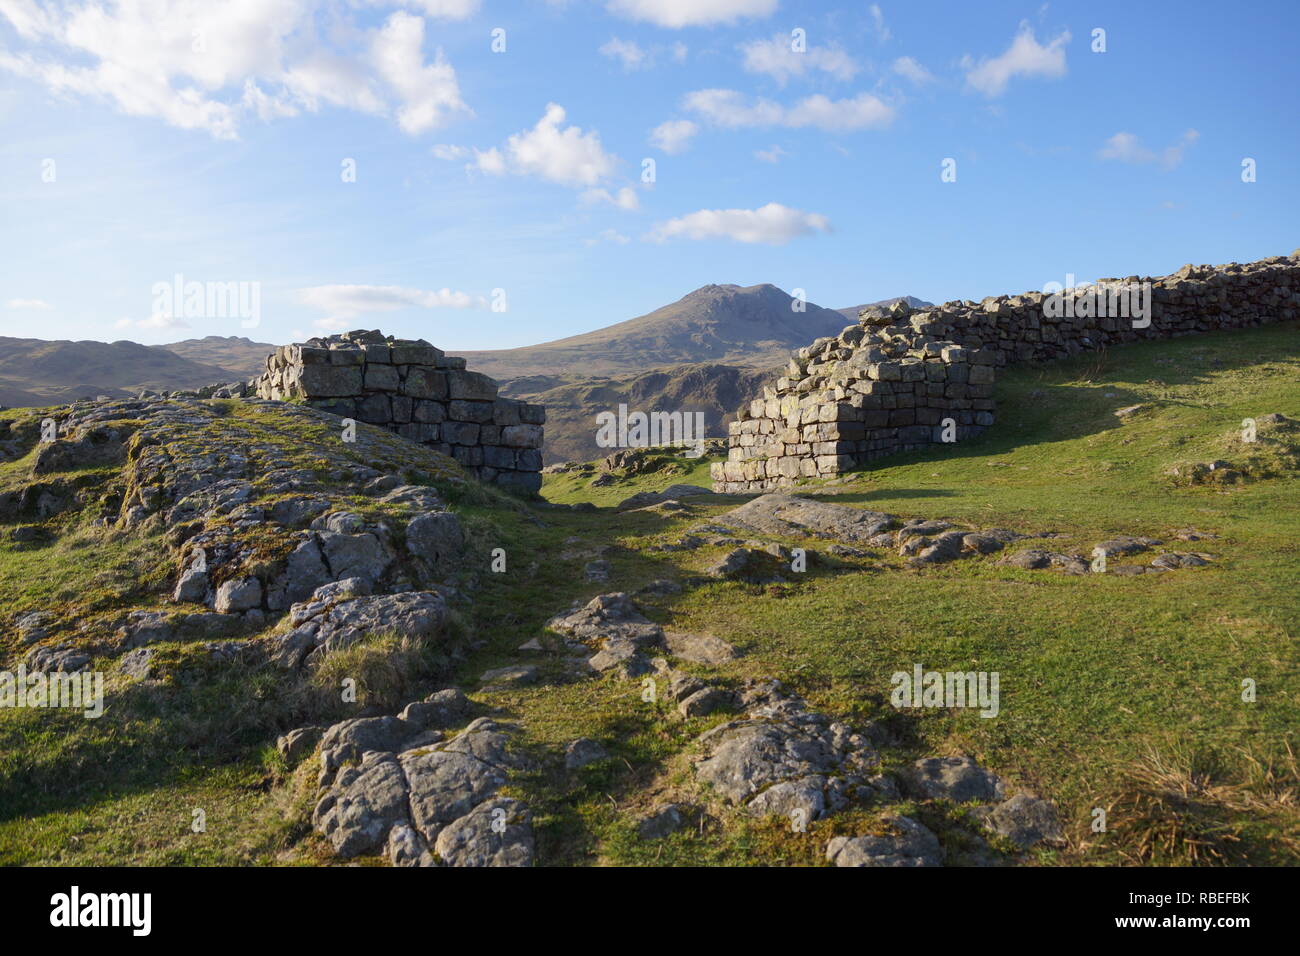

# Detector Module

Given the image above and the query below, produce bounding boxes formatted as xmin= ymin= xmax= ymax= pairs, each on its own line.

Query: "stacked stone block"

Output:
xmin=713 ymin=253 xmax=1300 ymax=493
xmin=255 ymin=330 xmax=544 ymax=494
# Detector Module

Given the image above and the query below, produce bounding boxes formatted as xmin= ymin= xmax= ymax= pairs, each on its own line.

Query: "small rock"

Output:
xmin=662 ymin=629 xmax=738 ymax=665
xmin=277 ymin=725 xmax=325 ymax=764
xmin=564 ymin=737 xmax=608 ymax=770
xmin=904 ymin=756 xmax=1005 ymax=803
xmin=636 ymin=804 xmax=685 ymax=840
xmin=479 ymin=664 xmax=539 ymax=688
xmin=825 ymin=815 xmax=943 ymax=867
xmin=972 ymin=793 xmax=1065 ymax=849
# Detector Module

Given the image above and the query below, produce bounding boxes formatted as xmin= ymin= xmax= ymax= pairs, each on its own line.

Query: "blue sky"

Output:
xmin=1 ymin=0 xmax=1296 ymax=351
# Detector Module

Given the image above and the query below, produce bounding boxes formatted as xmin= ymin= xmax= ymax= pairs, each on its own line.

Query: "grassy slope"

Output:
xmin=1 ymin=323 xmax=1296 ymax=865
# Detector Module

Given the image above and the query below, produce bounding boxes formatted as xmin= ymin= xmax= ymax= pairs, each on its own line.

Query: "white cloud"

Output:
xmin=382 ymin=0 xmax=482 ymax=18
xmin=648 ymin=202 xmax=830 ymax=245
xmin=868 ymin=4 xmax=891 ymax=43
xmin=684 ymin=88 xmax=894 ymax=131
xmin=297 ymin=284 xmax=482 ymax=319
xmin=755 ymin=145 xmax=785 ymax=163
xmin=607 ymin=0 xmax=777 ymax=28
xmin=1099 ymin=129 xmax=1199 ymax=170
xmin=479 ymin=103 xmax=618 ymax=187
xmin=582 ymin=186 xmax=640 ymax=210
xmin=585 ymin=228 xmax=631 ymax=246
xmin=600 ymin=37 xmax=649 ymax=70
xmin=431 ymin=143 xmax=470 ymax=161
xmin=740 ymin=34 xmax=859 ymax=85
xmin=0 ymin=2 xmax=471 ymax=138
xmin=473 ymin=146 xmax=507 ymax=175
xmin=965 ymin=24 xmax=1070 ymax=97
xmin=371 ymin=12 xmax=469 ymax=134
xmin=649 ymin=118 xmax=698 ymax=153
xmin=6 ymin=298 xmax=53 ymax=310
xmin=891 ymin=56 xmax=934 ymax=85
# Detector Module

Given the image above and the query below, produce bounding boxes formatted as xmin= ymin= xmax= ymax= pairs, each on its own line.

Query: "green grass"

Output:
xmin=1 ymin=324 xmax=1296 ymax=866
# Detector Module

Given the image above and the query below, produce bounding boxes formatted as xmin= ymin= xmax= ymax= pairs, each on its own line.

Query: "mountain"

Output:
xmin=0 ymin=336 xmax=243 ymax=407
xmin=455 ymin=283 xmax=854 ymax=381
xmin=833 ymin=295 xmax=934 ymax=322
xmin=501 ymin=363 xmax=778 ymax=464
xmin=159 ymin=335 xmax=276 ymax=380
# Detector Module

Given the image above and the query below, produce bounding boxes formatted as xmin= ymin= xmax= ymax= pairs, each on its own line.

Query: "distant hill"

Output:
xmin=159 ymin=335 xmax=275 ymax=380
xmin=834 ymin=295 xmax=934 ymax=322
xmin=0 ymin=336 xmax=244 ymax=408
xmin=502 ymin=363 xmax=778 ymax=464
xmin=456 ymin=283 xmax=855 ymax=380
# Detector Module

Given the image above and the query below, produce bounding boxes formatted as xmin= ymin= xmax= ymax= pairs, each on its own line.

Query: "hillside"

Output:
xmin=1 ymin=321 xmax=1296 ymax=868
xmin=159 ymin=335 xmax=276 ymax=380
xmin=502 ymin=362 xmax=777 ymax=464
xmin=0 ymin=336 xmax=243 ymax=408
xmin=834 ymin=295 xmax=934 ymax=322
xmin=456 ymin=283 xmax=856 ymax=380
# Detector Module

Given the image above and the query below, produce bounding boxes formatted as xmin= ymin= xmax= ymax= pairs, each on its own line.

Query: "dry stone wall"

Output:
xmin=255 ymin=330 xmax=544 ymax=494
xmin=713 ymin=253 xmax=1300 ymax=493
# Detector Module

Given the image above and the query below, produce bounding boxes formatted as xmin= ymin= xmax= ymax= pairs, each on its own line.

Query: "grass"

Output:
xmin=0 ymin=323 xmax=1296 ymax=866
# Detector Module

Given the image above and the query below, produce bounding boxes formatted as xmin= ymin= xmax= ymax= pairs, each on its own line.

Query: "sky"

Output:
xmin=0 ymin=0 xmax=1297 ymax=351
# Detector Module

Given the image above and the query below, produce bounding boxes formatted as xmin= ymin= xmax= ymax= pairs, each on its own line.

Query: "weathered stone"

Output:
xmin=904 ymin=756 xmax=1005 ymax=803
xmin=825 ymin=815 xmax=943 ymax=867
xmin=313 ymin=751 xmax=410 ymax=858
xmin=434 ymin=797 xmax=534 ymax=867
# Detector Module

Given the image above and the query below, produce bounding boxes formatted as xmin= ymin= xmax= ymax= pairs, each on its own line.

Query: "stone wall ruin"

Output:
xmin=254 ymin=330 xmax=544 ymax=494
xmin=713 ymin=253 xmax=1300 ymax=493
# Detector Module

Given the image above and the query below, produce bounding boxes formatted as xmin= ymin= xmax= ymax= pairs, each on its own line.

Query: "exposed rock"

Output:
xmin=616 ymin=484 xmax=715 ymax=511
xmin=119 ymin=647 xmax=155 ymax=679
xmin=434 ymin=797 xmax=534 ymax=867
xmin=636 ymin=804 xmax=685 ymax=840
xmin=1094 ymin=535 xmax=1162 ymax=557
xmin=214 ymin=576 xmax=262 ymax=613
xmin=386 ymin=822 xmax=437 ymax=867
xmin=706 ymin=547 xmax=786 ymax=583
xmin=479 ymin=664 xmax=539 ymax=689
xmin=716 ymin=494 xmax=895 ymax=544
xmin=904 ymin=756 xmax=1005 ymax=803
xmin=319 ymin=716 xmax=418 ymax=776
xmin=1151 ymin=551 xmax=1212 ymax=569
xmin=24 ymin=645 xmax=91 ymax=672
xmin=172 ymin=566 xmax=209 ymax=603
xmin=312 ymin=751 xmax=411 ymax=858
xmin=277 ymin=725 xmax=324 ymax=764
xmin=398 ymin=688 xmax=470 ymax=730
xmin=662 ymin=629 xmax=738 ymax=665
xmin=401 ymin=749 xmax=506 ymax=844
xmin=565 ymin=737 xmax=608 ymax=770
xmin=825 ymin=816 xmax=943 ymax=867
xmin=405 ymin=511 xmax=464 ymax=569
xmin=972 ymin=793 xmax=1065 ymax=848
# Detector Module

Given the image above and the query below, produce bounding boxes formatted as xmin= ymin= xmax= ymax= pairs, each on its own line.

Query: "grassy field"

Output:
xmin=1 ymin=322 xmax=1296 ymax=866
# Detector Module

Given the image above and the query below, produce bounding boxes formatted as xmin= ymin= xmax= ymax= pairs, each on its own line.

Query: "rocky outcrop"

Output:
xmin=254 ymin=330 xmax=545 ymax=494
xmin=714 ymin=253 xmax=1300 ymax=491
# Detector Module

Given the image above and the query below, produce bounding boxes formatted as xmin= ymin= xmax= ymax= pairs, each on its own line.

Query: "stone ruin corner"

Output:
xmin=254 ymin=329 xmax=544 ymax=494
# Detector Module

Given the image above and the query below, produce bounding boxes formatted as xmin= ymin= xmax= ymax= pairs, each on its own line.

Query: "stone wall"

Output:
xmin=255 ymin=330 xmax=544 ymax=494
xmin=713 ymin=253 xmax=1300 ymax=493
